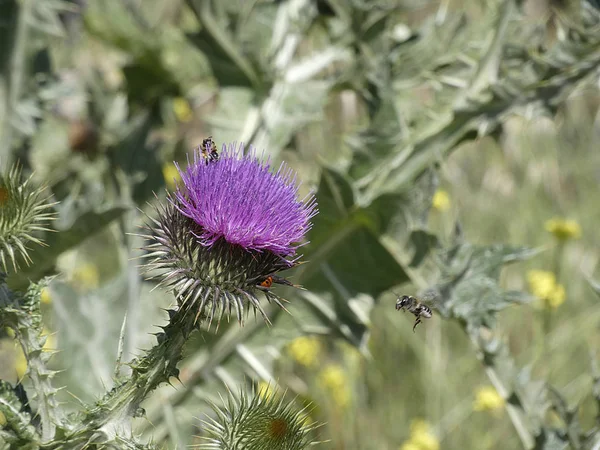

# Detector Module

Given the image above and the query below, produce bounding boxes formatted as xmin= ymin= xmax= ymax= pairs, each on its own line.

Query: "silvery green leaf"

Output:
xmin=7 ymin=206 xmax=128 ymax=291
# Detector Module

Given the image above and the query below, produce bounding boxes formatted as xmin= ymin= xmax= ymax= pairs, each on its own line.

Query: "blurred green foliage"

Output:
xmin=1 ymin=0 xmax=600 ymax=449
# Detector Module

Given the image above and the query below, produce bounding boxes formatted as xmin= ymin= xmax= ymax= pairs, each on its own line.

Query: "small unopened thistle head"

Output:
xmin=141 ymin=142 xmax=317 ymax=326
xmin=200 ymin=385 xmax=318 ymax=450
xmin=0 ymin=165 xmax=55 ymax=272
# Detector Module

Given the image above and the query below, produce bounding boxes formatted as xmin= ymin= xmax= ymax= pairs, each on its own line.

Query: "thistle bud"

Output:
xmin=0 ymin=165 xmax=55 ymax=272
xmin=200 ymin=385 xmax=318 ymax=450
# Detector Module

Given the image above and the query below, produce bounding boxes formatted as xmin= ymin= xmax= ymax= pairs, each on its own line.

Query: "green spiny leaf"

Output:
xmin=0 ymin=380 xmax=39 ymax=449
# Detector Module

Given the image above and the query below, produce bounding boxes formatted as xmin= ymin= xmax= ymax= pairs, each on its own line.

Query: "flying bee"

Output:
xmin=395 ymin=294 xmax=433 ymax=332
xmin=198 ymin=136 xmax=219 ymax=165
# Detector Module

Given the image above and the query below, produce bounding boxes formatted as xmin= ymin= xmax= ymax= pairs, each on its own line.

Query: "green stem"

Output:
xmin=21 ymin=337 xmax=57 ymax=442
xmin=553 ymin=241 xmax=564 ymax=284
xmin=467 ymin=332 xmax=535 ymax=450
xmin=73 ymin=300 xmax=200 ymax=441
xmin=484 ymin=366 xmax=534 ymax=450
xmin=0 ymin=0 xmax=32 ymax=166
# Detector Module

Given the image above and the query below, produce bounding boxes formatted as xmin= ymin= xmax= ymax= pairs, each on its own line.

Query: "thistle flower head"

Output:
xmin=142 ymin=142 xmax=317 ymax=326
xmin=174 ymin=143 xmax=316 ymax=256
xmin=0 ymin=165 xmax=55 ymax=272
xmin=200 ymin=385 xmax=318 ymax=450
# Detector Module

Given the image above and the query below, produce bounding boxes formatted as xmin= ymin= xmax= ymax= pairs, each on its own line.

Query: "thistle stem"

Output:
xmin=76 ymin=300 xmax=199 ymax=439
xmin=0 ymin=0 xmax=32 ymax=166
xmin=484 ymin=366 xmax=534 ymax=450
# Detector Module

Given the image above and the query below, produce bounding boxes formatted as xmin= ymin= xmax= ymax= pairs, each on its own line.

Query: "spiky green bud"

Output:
xmin=200 ymin=385 xmax=319 ymax=450
xmin=0 ymin=165 xmax=54 ymax=272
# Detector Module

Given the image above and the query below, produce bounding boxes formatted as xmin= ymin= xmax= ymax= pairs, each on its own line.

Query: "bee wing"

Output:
xmin=417 ymin=288 xmax=441 ymax=307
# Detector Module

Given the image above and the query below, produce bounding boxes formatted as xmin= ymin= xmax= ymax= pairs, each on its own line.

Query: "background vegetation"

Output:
xmin=1 ymin=0 xmax=600 ymax=449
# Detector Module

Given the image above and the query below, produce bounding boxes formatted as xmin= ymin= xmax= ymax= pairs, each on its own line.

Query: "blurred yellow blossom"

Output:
xmin=473 ymin=386 xmax=505 ymax=412
xmin=72 ymin=263 xmax=99 ymax=290
xmin=400 ymin=419 xmax=440 ymax=450
xmin=42 ymin=328 xmax=57 ymax=352
xmin=318 ymin=365 xmax=346 ymax=391
xmin=173 ymin=97 xmax=193 ymax=123
xmin=527 ymin=270 xmax=566 ymax=309
xmin=527 ymin=270 xmax=555 ymax=299
xmin=400 ymin=443 xmax=420 ymax=450
xmin=258 ymin=381 xmax=275 ymax=400
xmin=40 ymin=287 xmax=52 ymax=305
xmin=0 ymin=411 xmax=5 ymax=425
xmin=546 ymin=284 xmax=566 ymax=309
xmin=162 ymin=163 xmax=181 ymax=191
xmin=432 ymin=190 xmax=450 ymax=212
xmin=303 ymin=414 xmax=315 ymax=427
xmin=287 ymin=336 xmax=321 ymax=367
xmin=545 ymin=218 xmax=581 ymax=241
xmin=14 ymin=343 xmax=27 ymax=380
xmin=318 ymin=364 xmax=350 ymax=408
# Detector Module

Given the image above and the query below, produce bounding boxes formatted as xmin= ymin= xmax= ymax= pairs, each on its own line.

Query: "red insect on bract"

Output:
xmin=260 ymin=276 xmax=273 ymax=288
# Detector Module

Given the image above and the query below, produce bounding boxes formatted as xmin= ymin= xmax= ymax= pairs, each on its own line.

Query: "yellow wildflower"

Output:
xmin=473 ymin=386 xmax=505 ymax=411
xmin=258 ymin=381 xmax=275 ymax=400
xmin=162 ymin=163 xmax=181 ymax=191
xmin=527 ymin=270 xmax=566 ymax=309
xmin=331 ymin=387 xmax=350 ymax=408
xmin=0 ymin=411 xmax=5 ymax=425
xmin=400 ymin=419 xmax=440 ymax=450
xmin=72 ymin=263 xmax=99 ymax=290
xmin=40 ymin=287 xmax=52 ymax=305
xmin=318 ymin=365 xmax=346 ymax=391
xmin=303 ymin=414 xmax=315 ymax=427
xmin=527 ymin=270 xmax=556 ymax=299
xmin=14 ymin=343 xmax=27 ymax=380
xmin=431 ymin=190 xmax=450 ymax=212
xmin=546 ymin=284 xmax=566 ymax=309
xmin=409 ymin=419 xmax=431 ymax=435
xmin=400 ymin=443 xmax=421 ymax=450
xmin=173 ymin=97 xmax=193 ymax=123
xmin=544 ymin=218 xmax=581 ymax=241
xmin=318 ymin=364 xmax=351 ymax=408
xmin=42 ymin=328 xmax=57 ymax=352
xmin=287 ymin=336 xmax=321 ymax=368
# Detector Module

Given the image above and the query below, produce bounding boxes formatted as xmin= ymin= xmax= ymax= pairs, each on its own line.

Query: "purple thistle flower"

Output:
xmin=174 ymin=144 xmax=317 ymax=257
xmin=141 ymin=142 xmax=318 ymax=327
